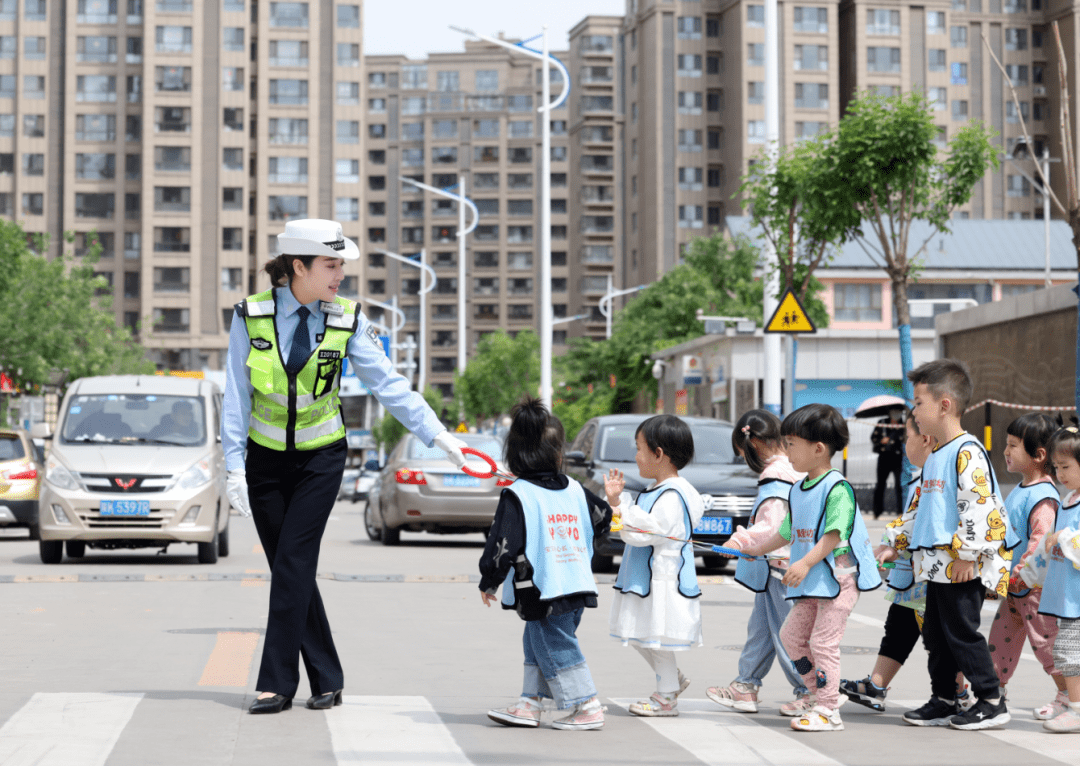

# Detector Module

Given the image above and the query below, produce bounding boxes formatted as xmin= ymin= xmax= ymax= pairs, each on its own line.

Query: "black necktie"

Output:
xmin=285 ymin=306 xmax=311 ymax=374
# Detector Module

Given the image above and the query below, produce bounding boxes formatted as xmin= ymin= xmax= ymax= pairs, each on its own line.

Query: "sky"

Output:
xmin=363 ymin=1 xmax=627 ymax=59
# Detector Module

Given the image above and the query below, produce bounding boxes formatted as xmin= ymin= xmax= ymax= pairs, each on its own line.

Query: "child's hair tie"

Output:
xmin=741 ymin=425 xmax=751 ymax=436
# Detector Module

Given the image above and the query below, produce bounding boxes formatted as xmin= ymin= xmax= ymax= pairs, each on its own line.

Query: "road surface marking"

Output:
xmin=0 ymin=692 xmax=142 ymax=766
xmin=197 ymin=631 xmax=260 ymax=687
xmin=241 ymin=568 xmax=267 ymax=587
xmin=325 ymin=696 xmax=471 ymax=765
xmin=610 ymin=698 xmax=844 ymax=766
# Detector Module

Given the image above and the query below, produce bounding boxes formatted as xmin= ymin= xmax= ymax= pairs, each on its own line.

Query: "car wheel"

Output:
xmin=364 ymin=502 xmax=382 ymax=541
xmin=198 ymin=517 xmax=220 ymax=564
xmin=591 ymin=551 xmax=614 ymax=573
xmin=380 ymin=504 xmax=401 ymax=546
xmin=28 ymin=521 xmax=40 ymax=541
xmin=39 ymin=539 xmax=63 ymax=564
xmin=701 ymin=554 xmax=730 ymax=572
xmin=218 ymin=515 xmax=230 ymax=558
xmin=65 ymin=540 xmax=86 ymax=558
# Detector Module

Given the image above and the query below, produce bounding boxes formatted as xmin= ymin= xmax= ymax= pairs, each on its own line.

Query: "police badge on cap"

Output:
xmin=277 ymin=219 xmax=360 ymax=261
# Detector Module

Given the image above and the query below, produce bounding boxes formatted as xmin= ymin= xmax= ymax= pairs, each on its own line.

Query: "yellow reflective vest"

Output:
xmin=241 ymin=289 xmax=357 ymax=451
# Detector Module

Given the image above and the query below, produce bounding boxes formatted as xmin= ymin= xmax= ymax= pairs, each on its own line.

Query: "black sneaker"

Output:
xmin=902 ymin=697 xmax=957 ymax=727
xmin=949 ymin=697 xmax=1010 ymax=730
xmin=839 ymin=676 xmax=887 ymax=712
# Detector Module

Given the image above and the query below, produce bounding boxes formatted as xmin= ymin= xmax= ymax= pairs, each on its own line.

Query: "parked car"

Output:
xmin=338 ymin=468 xmax=361 ymax=501
xmin=34 ymin=375 xmax=230 ymax=564
xmin=0 ymin=429 xmax=44 ymax=537
xmin=563 ymin=414 xmax=758 ymax=572
xmin=366 ymin=433 xmax=508 ymax=545
xmin=352 ymin=466 xmax=377 ymax=502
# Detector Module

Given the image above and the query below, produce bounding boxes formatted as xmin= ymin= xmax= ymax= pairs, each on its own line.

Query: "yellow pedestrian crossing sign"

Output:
xmin=455 ymin=421 xmax=469 ymax=433
xmin=764 ymin=288 xmax=817 ymax=334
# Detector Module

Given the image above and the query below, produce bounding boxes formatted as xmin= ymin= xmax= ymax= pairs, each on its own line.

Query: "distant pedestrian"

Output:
xmin=479 ymin=397 xmax=612 ymax=730
xmin=872 ymin=408 xmax=906 ymax=518
xmin=222 ymin=218 xmax=467 ymax=715
xmin=607 ymin=415 xmax=705 ymax=718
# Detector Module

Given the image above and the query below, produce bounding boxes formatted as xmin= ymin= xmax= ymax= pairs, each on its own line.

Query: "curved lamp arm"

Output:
xmin=449 ymin=26 xmax=570 ymax=113
xmin=377 ymin=248 xmax=437 ymax=295
xmin=399 ymin=176 xmax=479 ymax=236
xmin=363 ymin=296 xmax=406 ymax=334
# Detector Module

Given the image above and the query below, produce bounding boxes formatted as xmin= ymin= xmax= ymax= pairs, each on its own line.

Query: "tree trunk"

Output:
xmin=891 ymin=272 xmax=915 ymax=488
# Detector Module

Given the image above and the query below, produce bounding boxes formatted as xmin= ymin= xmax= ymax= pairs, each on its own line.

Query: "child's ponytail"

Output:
xmin=505 ymin=397 xmax=565 ymax=477
xmin=732 ymin=409 xmax=784 ymax=474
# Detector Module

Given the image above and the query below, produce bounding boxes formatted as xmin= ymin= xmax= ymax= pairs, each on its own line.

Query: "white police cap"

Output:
xmin=276 ymin=219 xmax=360 ymax=261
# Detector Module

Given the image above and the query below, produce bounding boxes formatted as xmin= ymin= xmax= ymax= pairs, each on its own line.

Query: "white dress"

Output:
xmin=608 ymin=476 xmax=706 ymax=651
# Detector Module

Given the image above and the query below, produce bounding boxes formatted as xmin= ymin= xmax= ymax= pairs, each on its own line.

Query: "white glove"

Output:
xmin=432 ymin=431 xmax=468 ymax=469
xmin=226 ymin=469 xmax=252 ymax=518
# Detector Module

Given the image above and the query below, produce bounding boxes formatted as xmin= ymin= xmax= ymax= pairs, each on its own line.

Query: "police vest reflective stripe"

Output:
xmin=614 ymin=484 xmax=701 ymax=599
xmin=1005 ymin=480 xmax=1061 ymax=597
xmin=500 ymin=479 xmax=596 ymax=608
xmin=243 ymin=289 xmax=358 ymax=452
xmin=787 ymin=471 xmax=881 ymax=599
xmin=887 ymin=476 xmax=922 ymax=592
xmin=911 ymin=434 xmax=1005 ymax=551
xmin=734 ymin=479 xmax=793 ymax=593
xmin=1038 ymin=498 xmax=1080 ymax=619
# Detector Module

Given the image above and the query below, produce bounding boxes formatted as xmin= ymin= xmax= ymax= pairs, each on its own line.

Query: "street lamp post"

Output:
xmin=450 ymin=25 xmax=570 ymax=409
xmin=762 ymin=0 xmax=782 ymax=416
xmin=364 ymin=295 xmax=407 ymax=378
xmin=378 ymin=248 xmax=436 ymax=391
xmin=1003 ymin=139 xmax=1060 ymax=288
xmin=598 ymin=275 xmax=647 ymax=339
xmin=399 ymin=176 xmax=478 ymax=382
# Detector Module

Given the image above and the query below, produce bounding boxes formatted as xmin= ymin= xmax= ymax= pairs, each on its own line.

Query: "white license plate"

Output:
xmin=693 ymin=516 xmax=733 ymax=535
xmin=99 ymin=500 xmax=151 ymax=516
xmin=443 ymin=475 xmax=481 ymax=488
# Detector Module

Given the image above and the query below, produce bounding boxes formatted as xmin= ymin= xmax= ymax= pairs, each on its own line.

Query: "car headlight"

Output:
xmin=45 ymin=458 xmax=80 ymax=491
xmin=175 ymin=460 xmax=212 ymax=491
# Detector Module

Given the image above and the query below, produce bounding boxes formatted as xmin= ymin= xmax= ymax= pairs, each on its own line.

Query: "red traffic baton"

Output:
xmin=459 ymin=447 xmax=515 ymax=481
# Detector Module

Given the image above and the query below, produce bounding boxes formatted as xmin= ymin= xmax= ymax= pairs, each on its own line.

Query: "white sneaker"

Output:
xmin=706 ymin=681 xmax=760 ymax=713
xmin=629 ymin=692 xmax=679 ymax=717
xmin=551 ymin=698 xmax=605 ymax=730
xmin=1035 ymin=691 xmax=1070 ymax=721
xmin=779 ymin=692 xmax=814 ymax=717
xmin=488 ymin=697 xmax=542 ymax=728
xmin=790 ymin=704 xmax=844 ymax=732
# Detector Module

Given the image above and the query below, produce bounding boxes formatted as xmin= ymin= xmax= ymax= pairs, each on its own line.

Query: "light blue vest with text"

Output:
xmin=500 ymin=478 xmax=597 ymax=607
xmin=1038 ymin=496 xmax=1080 ymax=620
xmin=786 ymin=471 xmax=881 ymax=599
xmin=734 ymin=479 xmax=794 ymax=593
xmin=1005 ymin=481 xmax=1061 ymax=597
xmin=614 ymin=484 xmax=701 ymax=599
xmin=887 ymin=475 xmax=922 ymax=592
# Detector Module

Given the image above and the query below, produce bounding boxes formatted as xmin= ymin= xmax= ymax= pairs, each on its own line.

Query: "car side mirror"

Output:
xmin=29 ymin=422 xmax=51 ymax=440
xmin=565 ymin=450 xmax=587 ymax=466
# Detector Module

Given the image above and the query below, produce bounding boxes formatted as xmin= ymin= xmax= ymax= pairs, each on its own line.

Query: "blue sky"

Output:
xmin=364 ymin=1 xmax=627 ymax=59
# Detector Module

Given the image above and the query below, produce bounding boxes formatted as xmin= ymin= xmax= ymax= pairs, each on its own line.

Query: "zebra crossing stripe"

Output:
xmin=0 ymin=692 xmax=143 ymax=766
xmin=610 ymin=699 xmax=845 ymax=766
xmin=325 ymin=696 xmax=472 ymax=765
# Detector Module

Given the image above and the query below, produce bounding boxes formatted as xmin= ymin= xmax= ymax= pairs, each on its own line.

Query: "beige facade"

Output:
xmin=1 ymin=0 xmax=365 ymax=371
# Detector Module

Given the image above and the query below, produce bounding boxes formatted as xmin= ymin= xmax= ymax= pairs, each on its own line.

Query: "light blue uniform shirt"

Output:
xmin=221 ymin=284 xmax=445 ymax=471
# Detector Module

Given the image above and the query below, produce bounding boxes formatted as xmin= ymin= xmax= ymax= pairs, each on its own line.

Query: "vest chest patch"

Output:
xmin=251 ymin=338 xmax=273 ymax=351
xmin=365 ymin=325 xmax=381 ymax=348
xmin=318 ymin=349 xmax=342 ymax=360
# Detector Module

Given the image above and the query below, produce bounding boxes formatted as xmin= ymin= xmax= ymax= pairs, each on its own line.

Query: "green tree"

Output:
xmin=830 ymin=91 xmax=998 ymax=404
xmin=454 ymin=329 xmax=540 ymax=423
xmin=372 ymin=385 xmax=445 ymax=452
xmin=0 ymin=222 xmax=152 ymax=392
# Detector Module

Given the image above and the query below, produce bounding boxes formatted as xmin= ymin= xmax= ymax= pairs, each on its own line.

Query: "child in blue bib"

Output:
xmin=1039 ymin=427 xmax=1080 ymax=733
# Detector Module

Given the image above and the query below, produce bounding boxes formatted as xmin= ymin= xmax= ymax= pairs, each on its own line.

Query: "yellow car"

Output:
xmin=0 ymin=429 xmax=44 ymax=537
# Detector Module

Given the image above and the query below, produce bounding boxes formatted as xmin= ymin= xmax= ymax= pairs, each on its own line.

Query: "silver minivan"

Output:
xmin=34 ymin=375 xmax=230 ymax=564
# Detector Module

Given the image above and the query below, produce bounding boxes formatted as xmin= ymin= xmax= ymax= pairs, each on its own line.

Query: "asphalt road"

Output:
xmin=1 ymin=502 xmax=1075 ymax=766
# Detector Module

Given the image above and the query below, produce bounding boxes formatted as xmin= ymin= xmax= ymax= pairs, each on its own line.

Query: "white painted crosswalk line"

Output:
xmin=325 ymin=695 xmax=472 ymax=765
xmin=0 ymin=692 xmax=143 ymax=766
xmin=610 ymin=699 xmax=844 ymax=766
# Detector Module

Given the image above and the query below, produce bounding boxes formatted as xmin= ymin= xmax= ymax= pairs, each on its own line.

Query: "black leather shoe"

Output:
xmin=306 ymin=690 xmax=343 ymax=710
xmin=249 ymin=694 xmax=292 ymax=714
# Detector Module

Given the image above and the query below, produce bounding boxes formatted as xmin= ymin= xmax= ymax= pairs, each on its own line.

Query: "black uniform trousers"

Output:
xmin=923 ymin=579 xmax=1000 ymax=700
xmin=873 ymin=453 xmax=903 ymax=518
xmin=246 ymin=437 xmax=346 ymax=698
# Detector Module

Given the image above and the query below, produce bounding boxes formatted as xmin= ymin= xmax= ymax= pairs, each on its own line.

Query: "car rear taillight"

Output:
xmin=5 ymin=467 xmax=37 ymax=480
xmin=395 ymin=469 xmax=427 ymax=485
xmin=496 ymin=477 xmax=513 ymax=487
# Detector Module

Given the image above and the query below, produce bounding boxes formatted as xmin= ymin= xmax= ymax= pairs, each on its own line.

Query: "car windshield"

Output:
xmin=60 ymin=394 xmax=207 ymax=446
xmin=409 ymin=435 xmax=503 ymax=462
xmin=598 ymin=422 xmax=736 ymax=464
xmin=0 ymin=435 xmax=25 ymax=461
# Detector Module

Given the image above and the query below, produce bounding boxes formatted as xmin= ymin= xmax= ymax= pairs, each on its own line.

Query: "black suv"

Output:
xmin=564 ymin=414 xmax=758 ymax=572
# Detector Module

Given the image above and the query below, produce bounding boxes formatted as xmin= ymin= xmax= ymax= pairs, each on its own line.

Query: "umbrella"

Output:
xmin=855 ymin=394 xmax=908 ymax=420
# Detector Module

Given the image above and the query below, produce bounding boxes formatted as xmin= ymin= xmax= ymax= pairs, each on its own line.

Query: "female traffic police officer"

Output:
xmin=223 ymin=219 xmax=468 ymax=714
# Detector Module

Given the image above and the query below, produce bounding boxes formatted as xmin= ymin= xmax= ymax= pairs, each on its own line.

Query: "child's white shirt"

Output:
xmin=609 ymin=476 xmax=705 ymax=650
xmin=1058 ymin=491 xmax=1080 ymax=569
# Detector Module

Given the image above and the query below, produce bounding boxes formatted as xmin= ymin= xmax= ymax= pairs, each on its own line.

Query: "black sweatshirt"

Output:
xmin=478 ymin=472 xmax=613 ymax=621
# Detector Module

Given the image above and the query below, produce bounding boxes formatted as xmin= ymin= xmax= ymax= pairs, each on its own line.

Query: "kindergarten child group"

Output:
xmin=475 ymin=359 xmax=1080 ymax=734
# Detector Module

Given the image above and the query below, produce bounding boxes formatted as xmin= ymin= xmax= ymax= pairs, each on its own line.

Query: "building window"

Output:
xmin=155 ymin=106 xmax=189 ymax=132
xmin=929 ymin=49 xmax=946 ymax=72
xmin=509 ymin=119 xmax=533 ymax=137
xmin=678 ymin=91 xmax=703 ymax=114
xmin=952 ymin=99 xmax=969 ymax=119
xmin=677 ymin=16 xmax=702 ymax=39
xmin=795 ymin=121 xmax=826 ymax=140
xmin=337 ymin=120 xmax=360 ymax=144
xmin=153 ymin=186 xmax=190 ymax=212
xmin=267 ymin=195 xmax=307 ymax=221
xmin=475 ymin=69 xmax=498 ymax=92
xmin=748 ymin=81 xmax=764 ymax=105
xmin=866 ymin=9 xmax=900 ymax=35
xmin=1005 ymin=101 xmax=1029 ymax=123
xmin=222 ymin=187 xmax=243 ymax=210
xmin=951 ymin=26 xmax=968 ymax=48
xmin=269 ymin=1 xmax=308 ymax=28
xmin=153 ymin=308 xmax=190 ymax=333
xmin=747 ymin=43 xmax=764 ymax=67
xmin=271 ymin=79 xmax=309 ymax=105
xmin=368 ymin=97 xmax=386 ymax=113
xmin=795 ymin=82 xmax=828 ymax=109
xmin=155 ymin=66 xmax=191 ymax=92
xmin=927 ymin=11 xmax=946 ymax=35
xmin=834 ymin=283 xmax=882 ymax=322
xmin=22 ymin=75 xmax=45 ymax=99
xmin=268 ymin=156 xmax=307 ymax=183
xmin=21 ymin=193 xmax=42 ymax=216
xmin=678 ymin=167 xmax=703 ymax=191
xmin=76 ymin=114 xmax=114 ymax=141
xmin=20 ymin=114 xmax=42 ymax=138
xmin=221 ymin=228 xmax=243 ymax=252
xmin=402 ymin=64 xmax=427 ymax=90
xmin=336 ymin=43 xmax=359 ymax=67
xmin=677 ymin=54 xmax=703 ymax=76
xmin=222 ymin=147 xmax=243 ymax=171
xmin=155 ymin=145 xmax=190 ymax=172
xmin=867 ymin=47 xmax=901 ymax=73
xmin=929 ymin=87 xmax=947 ymax=111
xmin=748 ymin=120 xmax=765 ymax=143
xmin=125 ymin=153 xmax=140 ymax=179
xmin=269 ymin=39 xmax=308 ymax=66
xmin=747 ymin=5 xmax=764 ymax=27
xmin=793 ymin=6 xmax=828 ymax=34
xmin=155 ymin=25 xmax=191 ymax=53
xmin=337 ymin=4 xmax=359 ymax=27
xmin=222 ymin=67 xmax=244 ymax=92
xmin=223 ymin=27 xmax=243 ymax=51
xmin=26 ymin=0 xmax=47 ymax=20
xmin=22 ymin=152 xmax=45 ymax=175
xmin=335 ymin=197 xmax=359 ymax=221
xmin=677 ymin=129 xmax=703 ymax=152
xmin=436 ymin=70 xmax=459 ymax=91
xmin=402 ymin=122 xmax=424 ymax=141
xmin=77 ymin=0 xmax=118 ymax=24
xmin=75 ymin=193 xmax=115 ymax=219
xmin=678 ymin=205 xmax=704 ymax=229
xmin=1005 ymin=64 xmax=1028 ymax=86
xmin=335 ymin=158 xmax=359 ymax=183
xmin=221 ymin=267 xmax=242 ymax=291
xmin=794 ymin=45 xmax=828 ymax=71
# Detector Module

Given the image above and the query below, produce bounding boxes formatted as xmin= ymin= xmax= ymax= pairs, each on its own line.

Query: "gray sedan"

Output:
xmin=365 ymin=433 xmax=508 ymax=545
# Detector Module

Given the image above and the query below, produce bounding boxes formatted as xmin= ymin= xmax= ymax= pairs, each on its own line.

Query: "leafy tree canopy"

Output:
xmin=454 ymin=329 xmax=540 ymax=423
xmin=372 ymin=385 xmax=445 ymax=452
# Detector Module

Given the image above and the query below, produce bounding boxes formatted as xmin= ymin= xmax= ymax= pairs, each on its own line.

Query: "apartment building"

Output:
xmin=0 ymin=0 xmax=365 ymax=371
xmin=362 ymin=41 xmax=572 ymax=397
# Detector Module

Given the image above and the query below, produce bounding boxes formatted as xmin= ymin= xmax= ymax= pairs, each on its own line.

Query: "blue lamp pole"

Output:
xmin=450 ymin=25 xmax=570 ymax=409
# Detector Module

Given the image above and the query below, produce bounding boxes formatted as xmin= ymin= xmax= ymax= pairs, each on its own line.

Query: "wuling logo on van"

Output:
xmin=114 ymin=478 xmax=137 ymax=490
